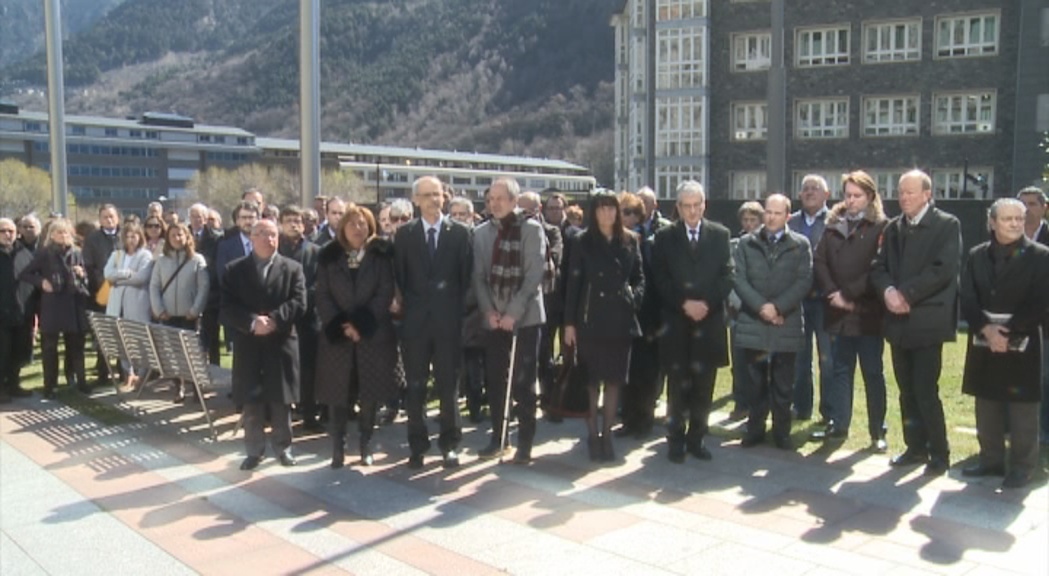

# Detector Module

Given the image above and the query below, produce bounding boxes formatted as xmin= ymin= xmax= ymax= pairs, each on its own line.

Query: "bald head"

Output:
xmin=251 ymin=219 xmax=280 ymax=259
xmin=763 ymin=193 xmax=791 ymax=234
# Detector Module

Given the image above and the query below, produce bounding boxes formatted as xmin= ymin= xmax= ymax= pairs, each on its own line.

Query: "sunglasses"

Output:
xmin=622 ymin=209 xmax=641 ymax=217
xmin=393 ymin=215 xmax=411 ymax=223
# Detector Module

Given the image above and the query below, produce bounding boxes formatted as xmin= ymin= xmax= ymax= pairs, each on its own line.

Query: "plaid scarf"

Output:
xmin=489 ymin=212 xmax=525 ymax=301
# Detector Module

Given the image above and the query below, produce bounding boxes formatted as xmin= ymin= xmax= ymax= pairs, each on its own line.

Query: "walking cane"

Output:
xmin=499 ymin=331 xmax=518 ymax=463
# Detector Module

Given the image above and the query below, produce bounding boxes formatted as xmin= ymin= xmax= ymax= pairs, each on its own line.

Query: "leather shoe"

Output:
xmin=478 ymin=441 xmax=506 ymax=460
xmin=687 ymin=443 xmax=712 ymax=461
xmin=961 ymin=463 xmax=1005 ymax=478
xmin=923 ymin=459 xmax=949 ymax=477
xmin=889 ymin=451 xmax=929 ymax=467
xmin=407 ymin=453 xmax=424 ymax=469
xmin=240 ymin=455 xmax=263 ymax=471
xmin=740 ymin=434 xmax=765 ymax=448
xmin=870 ymin=437 xmax=888 ymax=453
xmin=278 ymin=450 xmax=297 ymax=467
xmin=1001 ymin=470 xmax=1033 ymax=489
xmin=442 ymin=450 xmax=460 ymax=469
xmin=810 ymin=425 xmax=848 ymax=441
xmin=668 ymin=444 xmax=686 ymax=463
xmin=774 ymin=436 xmax=794 ymax=451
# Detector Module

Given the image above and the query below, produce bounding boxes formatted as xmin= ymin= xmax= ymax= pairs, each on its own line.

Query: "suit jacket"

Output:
xmin=871 ymin=206 xmax=961 ymax=349
xmin=279 ymin=236 xmax=321 ymax=332
xmin=472 ymin=214 xmax=547 ymax=328
xmin=82 ymin=228 xmax=120 ymax=297
xmin=394 ymin=217 xmax=473 ymax=339
xmin=961 ymin=238 xmax=1049 ymax=403
xmin=651 ymin=219 xmax=735 ymax=369
xmin=220 ymin=253 xmax=307 ymax=405
xmin=215 ymin=232 xmax=253 ymax=288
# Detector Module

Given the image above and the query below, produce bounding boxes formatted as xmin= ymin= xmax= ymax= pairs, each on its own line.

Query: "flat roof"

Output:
xmin=8 ymin=109 xmax=254 ymax=137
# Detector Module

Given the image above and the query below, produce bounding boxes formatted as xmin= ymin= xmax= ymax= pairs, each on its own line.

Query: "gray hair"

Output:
xmin=519 ymin=191 xmax=541 ymax=207
xmin=800 ymin=174 xmax=829 ymax=192
xmin=676 ymin=180 xmax=705 ymax=202
xmin=636 ymin=186 xmax=656 ymax=202
xmin=188 ymin=203 xmax=209 ymax=216
xmin=899 ymin=169 xmax=932 ymax=192
xmin=389 ymin=198 xmax=414 ymax=218
xmin=20 ymin=213 xmax=41 ymax=227
xmin=1016 ymin=186 xmax=1047 ymax=205
xmin=448 ymin=196 xmax=474 ymax=213
xmin=411 ymin=175 xmax=442 ymax=198
xmin=492 ymin=177 xmax=521 ymax=200
xmin=988 ymin=198 xmax=1025 ymax=221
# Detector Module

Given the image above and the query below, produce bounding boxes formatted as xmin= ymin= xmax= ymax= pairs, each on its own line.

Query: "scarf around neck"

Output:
xmin=489 ymin=212 xmax=525 ymax=301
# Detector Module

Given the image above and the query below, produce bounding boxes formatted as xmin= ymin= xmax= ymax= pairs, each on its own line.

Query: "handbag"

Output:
xmin=547 ymin=345 xmax=590 ymax=419
xmin=95 ymin=250 xmax=124 ymax=307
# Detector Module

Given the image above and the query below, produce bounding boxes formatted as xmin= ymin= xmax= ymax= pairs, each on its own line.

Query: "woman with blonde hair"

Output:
xmin=104 ymin=221 xmax=155 ymax=387
xmin=18 ymin=218 xmax=90 ymax=398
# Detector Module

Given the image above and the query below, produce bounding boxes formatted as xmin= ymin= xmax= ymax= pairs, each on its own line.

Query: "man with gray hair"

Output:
xmin=388 ymin=198 xmax=414 ymax=234
xmin=871 ymin=169 xmax=960 ymax=476
xmin=734 ymin=193 xmax=812 ymax=451
xmin=472 ymin=177 xmax=547 ymax=462
xmin=189 ymin=202 xmax=223 ymax=364
xmin=651 ymin=180 xmax=734 ymax=462
xmin=789 ymin=174 xmax=832 ymax=423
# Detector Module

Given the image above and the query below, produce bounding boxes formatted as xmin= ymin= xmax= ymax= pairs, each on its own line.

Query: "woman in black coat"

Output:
xmin=315 ymin=205 xmax=398 ymax=469
xmin=564 ymin=191 xmax=644 ymax=462
xmin=960 ymin=199 xmax=1049 ymax=489
xmin=19 ymin=218 xmax=90 ymax=398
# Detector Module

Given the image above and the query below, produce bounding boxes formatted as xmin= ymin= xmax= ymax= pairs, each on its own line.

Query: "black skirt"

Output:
xmin=577 ymin=334 xmax=632 ymax=386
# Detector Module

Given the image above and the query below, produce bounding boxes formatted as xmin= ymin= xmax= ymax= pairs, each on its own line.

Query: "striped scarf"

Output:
xmin=489 ymin=212 xmax=525 ymax=301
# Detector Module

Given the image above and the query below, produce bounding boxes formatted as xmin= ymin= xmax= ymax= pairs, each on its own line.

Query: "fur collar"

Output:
xmin=826 ymin=199 xmax=886 ymax=226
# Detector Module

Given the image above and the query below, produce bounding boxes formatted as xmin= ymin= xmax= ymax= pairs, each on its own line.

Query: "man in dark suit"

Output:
xmin=82 ymin=203 xmax=121 ymax=388
xmin=278 ymin=205 xmax=322 ymax=432
xmin=314 ymin=197 xmax=346 ymax=247
xmin=651 ymin=181 xmax=735 ymax=462
xmin=189 ymin=203 xmax=223 ymax=364
xmin=871 ymin=169 xmax=961 ymax=477
xmin=394 ymin=176 xmax=473 ymax=469
xmin=221 ymin=219 xmax=307 ymax=471
xmin=1016 ymin=186 xmax=1049 ymax=446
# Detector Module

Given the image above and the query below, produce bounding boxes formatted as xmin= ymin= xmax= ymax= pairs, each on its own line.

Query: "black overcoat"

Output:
xmin=220 ymin=253 xmax=306 ymax=405
xmin=563 ymin=229 xmax=644 ymax=341
xmin=651 ymin=219 xmax=735 ymax=373
xmin=314 ymin=238 xmax=399 ymax=406
xmin=960 ymin=238 xmax=1049 ymax=403
xmin=18 ymin=245 xmax=89 ymax=334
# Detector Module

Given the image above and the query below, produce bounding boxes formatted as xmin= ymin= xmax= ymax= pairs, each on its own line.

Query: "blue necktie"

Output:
xmin=427 ymin=227 xmax=437 ymax=259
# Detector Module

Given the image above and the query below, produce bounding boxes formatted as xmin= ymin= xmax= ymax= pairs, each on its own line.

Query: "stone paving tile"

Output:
xmin=0 ymin=533 xmax=48 ymax=576
xmin=851 ymin=538 xmax=977 ymax=575
xmin=778 ymin=540 xmax=898 ymax=575
xmin=587 ymin=521 xmax=721 ymax=567
xmin=665 ymin=541 xmax=814 ymax=575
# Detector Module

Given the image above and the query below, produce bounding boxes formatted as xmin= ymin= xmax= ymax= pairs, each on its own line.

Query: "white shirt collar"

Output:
xmin=803 ymin=206 xmax=828 ymax=227
xmin=1026 ymin=220 xmax=1045 ymax=242
xmin=907 ymin=203 xmax=931 ymax=226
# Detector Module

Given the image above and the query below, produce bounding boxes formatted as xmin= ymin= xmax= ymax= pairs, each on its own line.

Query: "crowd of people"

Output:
xmin=0 ymin=169 xmax=1046 ymax=490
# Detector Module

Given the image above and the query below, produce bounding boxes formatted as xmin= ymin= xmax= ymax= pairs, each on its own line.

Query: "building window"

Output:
xmin=796 ymin=25 xmax=850 ymax=67
xmin=237 ymin=136 xmax=250 ymax=145
xmin=936 ymin=12 xmax=998 ymax=58
xmin=862 ymin=95 xmax=919 ymax=137
xmin=657 ymin=27 xmax=705 ymax=89
xmin=129 ymin=129 xmax=143 ymax=138
xmin=656 ymin=165 xmax=703 ymax=199
xmin=863 ymin=19 xmax=921 ymax=63
xmin=104 ymin=127 xmax=118 ymax=137
xmin=24 ymin=121 xmax=44 ymax=132
xmin=70 ymin=125 xmax=86 ymax=136
xmin=932 ymin=167 xmax=993 ymax=199
xmin=145 ymin=131 xmax=159 ymax=140
xmin=870 ymin=170 xmax=906 ymax=199
xmin=730 ymin=171 xmax=766 ymax=200
xmin=932 ymin=91 xmax=995 ymax=135
xmin=656 ymin=0 xmax=706 ymax=22
xmin=732 ymin=32 xmax=771 ymax=72
xmin=198 ymin=134 xmax=212 ymax=143
xmin=796 ymin=99 xmax=849 ymax=139
xmin=214 ymin=135 xmax=226 ymax=144
xmin=732 ymin=102 xmax=767 ymax=141
xmin=657 ymin=97 xmax=705 ymax=157
xmin=634 ymin=0 xmax=645 ymax=27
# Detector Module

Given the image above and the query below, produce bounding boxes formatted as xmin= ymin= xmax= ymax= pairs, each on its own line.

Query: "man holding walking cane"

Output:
xmin=473 ymin=178 xmax=547 ymax=463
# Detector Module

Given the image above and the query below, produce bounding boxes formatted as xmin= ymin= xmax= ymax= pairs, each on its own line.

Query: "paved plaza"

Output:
xmin=1 ymin=386 xmax=1046 ymax=575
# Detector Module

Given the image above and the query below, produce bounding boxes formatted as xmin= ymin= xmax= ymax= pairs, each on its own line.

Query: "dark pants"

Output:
xmin=622 ymin=335 xmax=662 ymax=432
xmin=666 ymin=366 xmax=717 ymax=449
xmin=890 ymin=344 xmax=949 ymax=460
xmin=975 ymin=398 xmax=1040 ymax=474
xmin=1041 ymin=343 xmax=1049 ymax=444
xmin=537 ymin=315 xmax=558 ymax=407
xmin=330 ymin=401 xmax=377 ymax=451
xmin=0 ymin=324 xmax=30 ymax=392
xmin=462 ymin=346 xmax=486 ymax=418
xmin=297 ymin=324 xmax=319 ymax=423
xmin=729 ymin=324 xmax=750 ymax=412
xmin=746 ymin=349 xmax=796 ymax=442
xmin=403 ymin=333 xmax=462 ymax=455
xmin=41 ymin=331 xmax=86 ymax=392
xmin=242 ymin=401 xmax=293 ymax=457
xmin=828 ymin=334 xmax=887 ymax=438
xmin=200 ymin=307 xmax=222 ymax=365
xmin=485 ymin=326 xmax=540 ymax=451
xmin=793 ymin=298 xmax=832 ymax=419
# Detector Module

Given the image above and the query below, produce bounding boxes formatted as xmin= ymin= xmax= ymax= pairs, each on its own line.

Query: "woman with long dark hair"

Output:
xmin=19 ymin=218 xmax=90 ymax=398
xmin=563 ymin=191 xmax=644 ymax=462
xmin=314 ymin=204 xmax=399 ymax=468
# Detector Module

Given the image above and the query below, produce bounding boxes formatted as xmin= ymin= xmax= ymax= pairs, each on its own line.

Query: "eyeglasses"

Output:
xmin=393 ymin=215 xmax=411 ymax=223
xmin=622 ymin=209 xmax=641 ymax=217
xmin=145 ymin=223 xmax=162 ymax=229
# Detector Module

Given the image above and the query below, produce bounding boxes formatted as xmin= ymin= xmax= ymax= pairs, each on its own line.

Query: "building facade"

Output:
xmin=615 ymin=0 xmax=1049 ymax=200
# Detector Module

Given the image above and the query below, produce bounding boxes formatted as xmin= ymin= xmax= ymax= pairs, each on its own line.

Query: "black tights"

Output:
xmin=586 ymin=383 xmax=620 ymax=438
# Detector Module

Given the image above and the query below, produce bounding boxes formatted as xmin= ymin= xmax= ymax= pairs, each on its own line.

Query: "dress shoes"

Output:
xmin=810 ymin=424 xmax=848 ymax=441
xmin=240 ymin=455 xmax=263 ymax=471
xmin=331 ymin=446 xmax=345 ymax=470
xmin=278 ymin=450 xmax=297 ymax=467
xmin=889 ymin=451 xmax=929 ymax=467
xmin=442 ymin=450 xmax=460 ymax=469
xmin=922 ymin=458 xmax=949 ymax=477
xmin=687 ymin=443 xmax=713 ymax=461
xmin=773 ymin=436 xmax=794 ymax=451
xmin=961 ymin=463 xmax=1005 ymax=478
xmin=407 ymin=453 xmax=425 ymax=469
xmin=511 ymin=447 xmax=532 ymax=465
xmin=478 ymin=441 xmax=506 ymax=460
xmin=1001 ymin=470 xmax=1033 ymax=489
xmin=870 ymin=437 xmax=889 ymax=453
xmin=740 ymin=434 xmax=765 ymax=448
